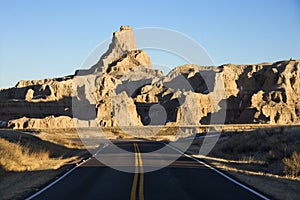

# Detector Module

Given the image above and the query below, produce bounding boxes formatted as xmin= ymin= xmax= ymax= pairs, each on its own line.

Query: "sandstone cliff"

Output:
xmin=1 ymin=26 xmax=299 ymax=129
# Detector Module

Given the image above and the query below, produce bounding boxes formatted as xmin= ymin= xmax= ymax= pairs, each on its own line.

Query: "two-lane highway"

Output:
xmin=27 ymin=141 xmax=268 ymax=200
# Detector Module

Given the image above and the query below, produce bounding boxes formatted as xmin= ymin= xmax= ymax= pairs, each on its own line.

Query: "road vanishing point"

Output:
xmin=27 ymin=140 xmax=269 ymax=200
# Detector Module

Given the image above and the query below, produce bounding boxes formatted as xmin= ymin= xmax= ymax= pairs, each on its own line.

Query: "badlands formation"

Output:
xmin=0 ymin=26 xmax=300 ymax=129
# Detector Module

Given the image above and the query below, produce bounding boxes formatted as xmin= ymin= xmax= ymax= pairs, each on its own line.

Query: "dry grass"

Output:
xmin=0 ymin=129 xmax=89 ymax=200
xmin=222 ymin=166 xmax=300 ymax=200
xmin=188 ymin=126 xmax=300 ymax=200
xmin=33 ymin=128 xmax=86 ymax=149
xmin=203 ymin=161 xmax=300 ymax=200
xmin=0 ymin=166 xmax=73 ymax=200
xmin=283 ymin=151 xmax=300 ymax=177
xmin=194 ymin=155 xmax=300 ymax=181
xmin=201 ymin=127 xmax=300 ymax=177
xmin=0 ymin=138 xmax=77 ymax=172
xmin=194 ymin=155 xmax=266 ymax=165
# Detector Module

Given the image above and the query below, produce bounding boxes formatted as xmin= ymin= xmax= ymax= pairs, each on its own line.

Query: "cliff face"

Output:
xmin=1 ymin=26 xmax=299 ymax=129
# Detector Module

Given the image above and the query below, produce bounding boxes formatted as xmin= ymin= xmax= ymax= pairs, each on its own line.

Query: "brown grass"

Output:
xmin=0 ymin=129 xmax=89 ymax=200
xmin=194 ymin=155 xmax=300 ymax=181
xmin=223 ymin=166 xmax=300 ymax=200
xmin=0 ymin=138 xmax=76 ymax=172
xmin=201 ymin=127 xmax=300 ymax=177
xmin=33 ymin=128 xmax=86 ymax=149
xmin=283 ymin=151 xmax=300 ymax=178
xmin=188 ymin=126 xmax=300 ymax=200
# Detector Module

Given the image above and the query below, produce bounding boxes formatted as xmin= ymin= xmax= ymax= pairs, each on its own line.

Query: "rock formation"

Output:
xmin=1 ymin=26 xmax=300 ymax=129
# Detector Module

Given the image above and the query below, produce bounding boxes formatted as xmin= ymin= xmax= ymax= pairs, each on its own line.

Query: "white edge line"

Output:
xmin=163 ymin=142 xmax=270 ymax=200
xmin=25 ymin=143 xmax=109 ymax=200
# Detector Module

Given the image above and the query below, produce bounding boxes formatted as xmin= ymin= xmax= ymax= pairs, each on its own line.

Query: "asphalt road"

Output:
xmin=28 ymin=141 xmax=268 ymax=200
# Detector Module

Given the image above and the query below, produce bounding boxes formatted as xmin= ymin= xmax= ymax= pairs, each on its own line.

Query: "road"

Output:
xmin=27 ymin=141 xmax=268 ymax=200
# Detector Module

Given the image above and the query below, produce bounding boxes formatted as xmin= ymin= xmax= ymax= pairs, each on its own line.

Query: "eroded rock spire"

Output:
xmin=77 ymin=25 xmax=151 ymax=75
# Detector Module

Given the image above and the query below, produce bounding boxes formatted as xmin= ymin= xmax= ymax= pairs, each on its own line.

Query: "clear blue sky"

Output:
xmin=0 ymin=0 xmax=299 ymax=88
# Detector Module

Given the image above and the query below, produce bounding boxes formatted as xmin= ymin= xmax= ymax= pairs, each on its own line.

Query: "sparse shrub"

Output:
xmin=283 ymin=151 xmax=300 ymax=177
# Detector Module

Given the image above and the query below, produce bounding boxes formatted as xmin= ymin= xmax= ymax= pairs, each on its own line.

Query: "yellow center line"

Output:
xmin=130 ymin=143 xmax=139 ymax=200
xmin=136 ymin=144 xmax=144 ymax=200
xmin=130 ymin=143 xmax=145 ymax=200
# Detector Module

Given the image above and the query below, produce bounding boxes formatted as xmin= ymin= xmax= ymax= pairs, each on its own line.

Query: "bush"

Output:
xmin=283 ymin=151 xmax=300 ymax=177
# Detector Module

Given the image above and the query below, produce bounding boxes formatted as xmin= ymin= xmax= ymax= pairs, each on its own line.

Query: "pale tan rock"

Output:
xmin=112 ymin=92 xmax=142 ymax=126
xmin=96 ymin=92 xmax=142 ymax=127
xmin=251 ymin=90 xmax=264 ymax=108
xmin=1 ymin=26 xmax=300 ymax=130
xmin=135 ymin=84 xmax=163 ymax=103
xmin=8 ymin=116 xmax=76 ymax=129
xmin=85 ymin=25 xmax=138 ymax=74
xmin=107 ymin=50 xmax=152 ymax=73
xmin=178 ymin=92 xmax=212 ymax=125
xmin=120 ymin=25 xmax=132 ymax=31
xmin=25 ymin=89 xmax=34 ymax=101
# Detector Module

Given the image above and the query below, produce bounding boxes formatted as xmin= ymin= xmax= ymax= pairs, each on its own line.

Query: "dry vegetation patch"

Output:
xmin=188 ymin=126 xmax=300 ymax=200
xmin=283 ymin=151 xmax=300 ymax=178
xmin=0 ymin=138 xmax=76 ymax=172
xmin=0 ymin=129 xmax=89 ymax=200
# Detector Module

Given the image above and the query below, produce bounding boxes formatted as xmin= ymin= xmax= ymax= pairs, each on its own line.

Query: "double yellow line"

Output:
xmin=131 ymin=143 xmax=144 ymax=200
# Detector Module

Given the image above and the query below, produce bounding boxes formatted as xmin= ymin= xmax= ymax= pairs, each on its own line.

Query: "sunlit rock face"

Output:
xmin=1 ymin=26 xmax=300 ymax=129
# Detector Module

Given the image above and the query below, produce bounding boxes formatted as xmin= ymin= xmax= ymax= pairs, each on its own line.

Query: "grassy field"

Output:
xmin=0 ymin=137 xmax=76 ymax=171
xmin=188 ymin=126 xmax=300 ymax=200
xmin=0 ymin=129 xmax=89 ymax=200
